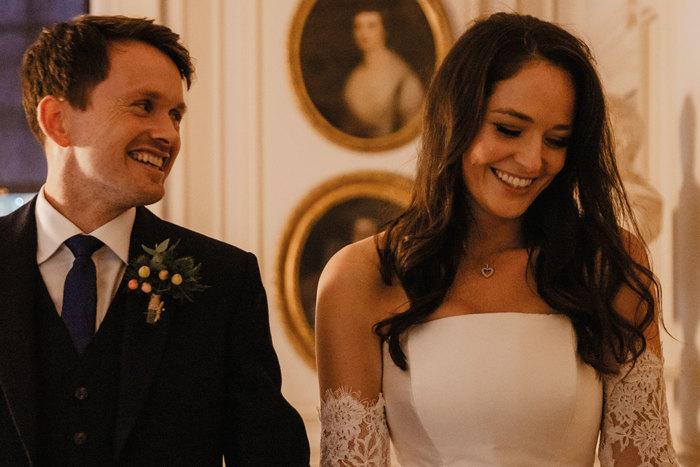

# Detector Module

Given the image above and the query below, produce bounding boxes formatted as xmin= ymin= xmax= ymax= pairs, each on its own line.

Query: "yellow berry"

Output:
xmin=138 ymin=266 xmax=151 ymax=278
xmin=158 ymin=269 xmax=169 ymax=280
xmin=171 ymin=274 xmax=183 ymax=285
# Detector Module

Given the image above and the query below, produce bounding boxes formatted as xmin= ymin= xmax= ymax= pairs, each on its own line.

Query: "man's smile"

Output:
xmin=128 ymin=150 xmax=166 ymax=170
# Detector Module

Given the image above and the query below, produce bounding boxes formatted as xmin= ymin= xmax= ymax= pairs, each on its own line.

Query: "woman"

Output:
xmin=316 ymin=12 xmax=677 ymax=466
xmin=341 ymin=8 xmax=424 ymax=138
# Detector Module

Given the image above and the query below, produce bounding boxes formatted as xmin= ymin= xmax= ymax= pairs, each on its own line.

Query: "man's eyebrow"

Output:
xmin=491 ymin=108 xmax=571 ymax=130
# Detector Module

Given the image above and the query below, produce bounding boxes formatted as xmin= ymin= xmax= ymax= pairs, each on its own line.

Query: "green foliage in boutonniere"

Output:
xmin=124 ymin=238 xmax=208 ymax=323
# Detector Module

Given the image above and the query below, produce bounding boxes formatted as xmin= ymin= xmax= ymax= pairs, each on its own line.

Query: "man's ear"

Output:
xmin=37 ymin=95 xmax=71 ymax=147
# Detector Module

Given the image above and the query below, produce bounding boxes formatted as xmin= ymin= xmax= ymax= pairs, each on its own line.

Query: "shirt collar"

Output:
xmin=35 ymin=187 xmax=136 ymax=264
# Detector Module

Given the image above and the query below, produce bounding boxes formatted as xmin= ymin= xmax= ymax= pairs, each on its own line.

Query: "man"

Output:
xmin=0 ymin=15 xmax=309 ymax=466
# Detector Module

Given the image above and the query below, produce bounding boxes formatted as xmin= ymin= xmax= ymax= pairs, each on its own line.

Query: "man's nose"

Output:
xmin=150 ymin=112 xmax=180 ymax=147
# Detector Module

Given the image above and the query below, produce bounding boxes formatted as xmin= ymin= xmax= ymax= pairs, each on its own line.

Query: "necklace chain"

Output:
xmin=462 ymin=241 xmax=501 ymax=279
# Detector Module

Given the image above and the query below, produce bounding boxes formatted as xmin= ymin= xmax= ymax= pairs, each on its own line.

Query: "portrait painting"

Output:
xmin=288 ymin=0 xmax=452 ymax=151
xmin=277 ymin=172 xmax=412 ymax=366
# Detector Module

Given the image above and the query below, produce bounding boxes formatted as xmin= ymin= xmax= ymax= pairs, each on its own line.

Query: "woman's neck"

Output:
xmin=463 ymin=217 xmax=525 ymax=262
xmin=362 ymin=46 xmax=391 ymax=66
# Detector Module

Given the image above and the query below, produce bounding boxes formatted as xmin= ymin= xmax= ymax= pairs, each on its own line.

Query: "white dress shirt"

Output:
xmin=35 ymin=188 xmax=135 ymax=330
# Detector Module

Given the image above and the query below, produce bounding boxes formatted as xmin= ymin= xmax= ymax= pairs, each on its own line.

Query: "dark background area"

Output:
xmin=0 ymin=0 xmax=88 ymax=193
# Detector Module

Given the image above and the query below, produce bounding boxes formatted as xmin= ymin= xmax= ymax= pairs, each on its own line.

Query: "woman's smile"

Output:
xmin=491 ymin=168 xmax=535 ymax=189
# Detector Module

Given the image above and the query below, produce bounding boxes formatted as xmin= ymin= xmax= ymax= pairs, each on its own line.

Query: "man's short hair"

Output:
xmin=21 ymin=15 xmax=194 ymax=144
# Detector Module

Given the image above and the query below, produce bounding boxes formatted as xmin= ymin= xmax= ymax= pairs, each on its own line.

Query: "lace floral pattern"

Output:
xmin=599 ymin=350 xmax=679 ymax=466
xmin=320 ymin=387 xmax=390 ymax=466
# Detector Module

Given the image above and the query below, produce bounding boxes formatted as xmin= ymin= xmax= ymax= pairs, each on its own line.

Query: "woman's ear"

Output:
xmin=37 ymin=95 xmax=71 ymax=147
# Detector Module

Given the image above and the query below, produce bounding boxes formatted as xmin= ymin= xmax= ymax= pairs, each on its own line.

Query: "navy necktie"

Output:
xmin=62 ymin=235 xmax=104 ymax=354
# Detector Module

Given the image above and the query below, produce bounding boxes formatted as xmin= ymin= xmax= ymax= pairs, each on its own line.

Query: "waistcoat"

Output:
xmin=35 ymin=280 xmax=126 ymax=466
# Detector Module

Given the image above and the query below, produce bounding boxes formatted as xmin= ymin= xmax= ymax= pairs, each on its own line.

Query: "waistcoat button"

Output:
xmin=73 ymin=431 xmax=87 ymax=445
xmin=74 ymin=386 xmax=88 ymax=401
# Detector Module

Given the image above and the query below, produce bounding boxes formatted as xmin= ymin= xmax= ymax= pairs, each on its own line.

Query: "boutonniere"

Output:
xmin=124 ymin=238 xmax=208 ymax=324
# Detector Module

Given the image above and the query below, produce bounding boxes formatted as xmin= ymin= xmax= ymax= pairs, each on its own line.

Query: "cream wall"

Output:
xmin=671 ymin=1 xmax=700 ymax=463
xmin=90 ymin=0 xmax=697 ymax=464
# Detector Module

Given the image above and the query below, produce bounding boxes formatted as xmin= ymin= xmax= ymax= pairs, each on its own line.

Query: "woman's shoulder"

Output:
xmin=611 ymin=227 xmax=659 ymax=337
xmin=618 ymin=227 xmax=650 ymax=267
xmin=316 ymin=235 xmax=402 ymax=323
xmin=318 ymin=235 xmax=385 ymax=298
xmin=382 ymin=49 xmax=406 ymax=66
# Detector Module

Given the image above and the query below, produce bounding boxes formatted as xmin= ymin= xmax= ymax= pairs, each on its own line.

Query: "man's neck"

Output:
xmin=42 ymin=185 xmax=126 ymax=234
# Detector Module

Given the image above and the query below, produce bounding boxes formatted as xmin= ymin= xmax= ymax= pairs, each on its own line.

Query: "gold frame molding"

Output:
xmin=288 ymin=0 xmax=452 ymax=152
xmin=277 ymin=171 xmax=413 ymax=368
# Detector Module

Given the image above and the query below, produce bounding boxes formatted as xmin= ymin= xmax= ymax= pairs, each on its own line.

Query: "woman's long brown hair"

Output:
xmin=376 ymin=13 xmax=658 ymax=374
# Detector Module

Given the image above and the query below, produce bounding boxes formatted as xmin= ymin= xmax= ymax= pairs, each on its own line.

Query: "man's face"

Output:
xmin=61 ymin=40 xmax=186 ymax=211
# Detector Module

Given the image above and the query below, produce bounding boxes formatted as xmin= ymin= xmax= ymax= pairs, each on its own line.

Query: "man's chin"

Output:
xmin=135 ymin=188 xmax=166 ymax=207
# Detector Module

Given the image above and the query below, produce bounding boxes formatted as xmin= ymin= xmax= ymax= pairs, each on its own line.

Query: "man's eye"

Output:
xmin=170 ymin=110 xmax=183 ymax=123
xmin=134 ymin=101 xmax=152 ymax=112
xmin=494 ymin=124 xmax=521 ymax=137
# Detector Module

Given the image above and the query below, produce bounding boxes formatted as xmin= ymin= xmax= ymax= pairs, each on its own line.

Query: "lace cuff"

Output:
xmin=599 ymin=350 xmax=679 ymax=466
xmin=319 ymin=387 xmax=390 ymax=467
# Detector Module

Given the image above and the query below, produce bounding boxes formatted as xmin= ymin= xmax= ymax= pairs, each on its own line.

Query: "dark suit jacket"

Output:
xmin=0 ymin=200 xmax=310 ymax=466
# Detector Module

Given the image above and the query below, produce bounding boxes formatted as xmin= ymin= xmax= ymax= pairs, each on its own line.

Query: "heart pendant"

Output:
xmin=481 ymin=265 xmax=494 ymax=278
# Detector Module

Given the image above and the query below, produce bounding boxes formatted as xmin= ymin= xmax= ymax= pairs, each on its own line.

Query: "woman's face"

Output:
xmin=461 ymin=60 xmax=575 ymax=225
xmin=352 ymin=11 xmax=386 ymax=52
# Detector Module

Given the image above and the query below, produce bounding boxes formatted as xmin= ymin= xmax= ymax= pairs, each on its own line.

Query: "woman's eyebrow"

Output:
xmin=491 ymin=108 xmax=571 ymax=130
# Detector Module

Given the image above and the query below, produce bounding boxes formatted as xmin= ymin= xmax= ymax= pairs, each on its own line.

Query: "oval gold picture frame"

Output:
xmin=277 ymin=171 xmax=413 ymax=367
xmin=288 ymin=0 xmax=453 ymax=152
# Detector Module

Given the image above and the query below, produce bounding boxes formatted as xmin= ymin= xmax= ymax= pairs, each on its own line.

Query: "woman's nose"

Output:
xmin=515 ymin=138 xmax=544 ymax=173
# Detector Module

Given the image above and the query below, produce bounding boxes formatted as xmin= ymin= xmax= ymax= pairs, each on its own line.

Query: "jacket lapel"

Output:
xmin=114 ymin=208 xmax=175 ymax=458
xmin=0 ymin=200 xmax=40 ymax=465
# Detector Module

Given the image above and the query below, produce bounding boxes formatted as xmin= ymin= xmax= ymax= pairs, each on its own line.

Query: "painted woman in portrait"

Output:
xmin=341 ymin=8 xmax=424 ymax=137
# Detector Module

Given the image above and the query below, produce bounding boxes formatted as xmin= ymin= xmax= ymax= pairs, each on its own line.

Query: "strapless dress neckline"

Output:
xmin=382 ymin=312 xmax=602 ymax=466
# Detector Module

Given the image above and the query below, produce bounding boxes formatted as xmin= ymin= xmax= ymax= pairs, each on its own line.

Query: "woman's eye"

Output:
xmin=494 ymin=124 xmax=521 ymax=137
xmin=546 ymin=137 xmax=569 ymax=149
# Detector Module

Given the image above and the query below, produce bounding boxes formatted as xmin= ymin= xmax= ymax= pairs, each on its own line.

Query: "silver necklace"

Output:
xmin=480 ymin=264 xmax=494 ymax=278
xmin=463 ymin=241 xmax=498 ymax=278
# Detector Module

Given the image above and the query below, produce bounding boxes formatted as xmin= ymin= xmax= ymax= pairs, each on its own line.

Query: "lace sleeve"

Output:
xmin=598 ymin=349 xmax=679 ymax=466
xmin=319 ymin=387 xmax=391 ymax=467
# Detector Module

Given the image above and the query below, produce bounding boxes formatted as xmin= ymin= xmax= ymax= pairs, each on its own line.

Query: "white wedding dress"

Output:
xmin=320 ymin=312 xmax=678 ymax=466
